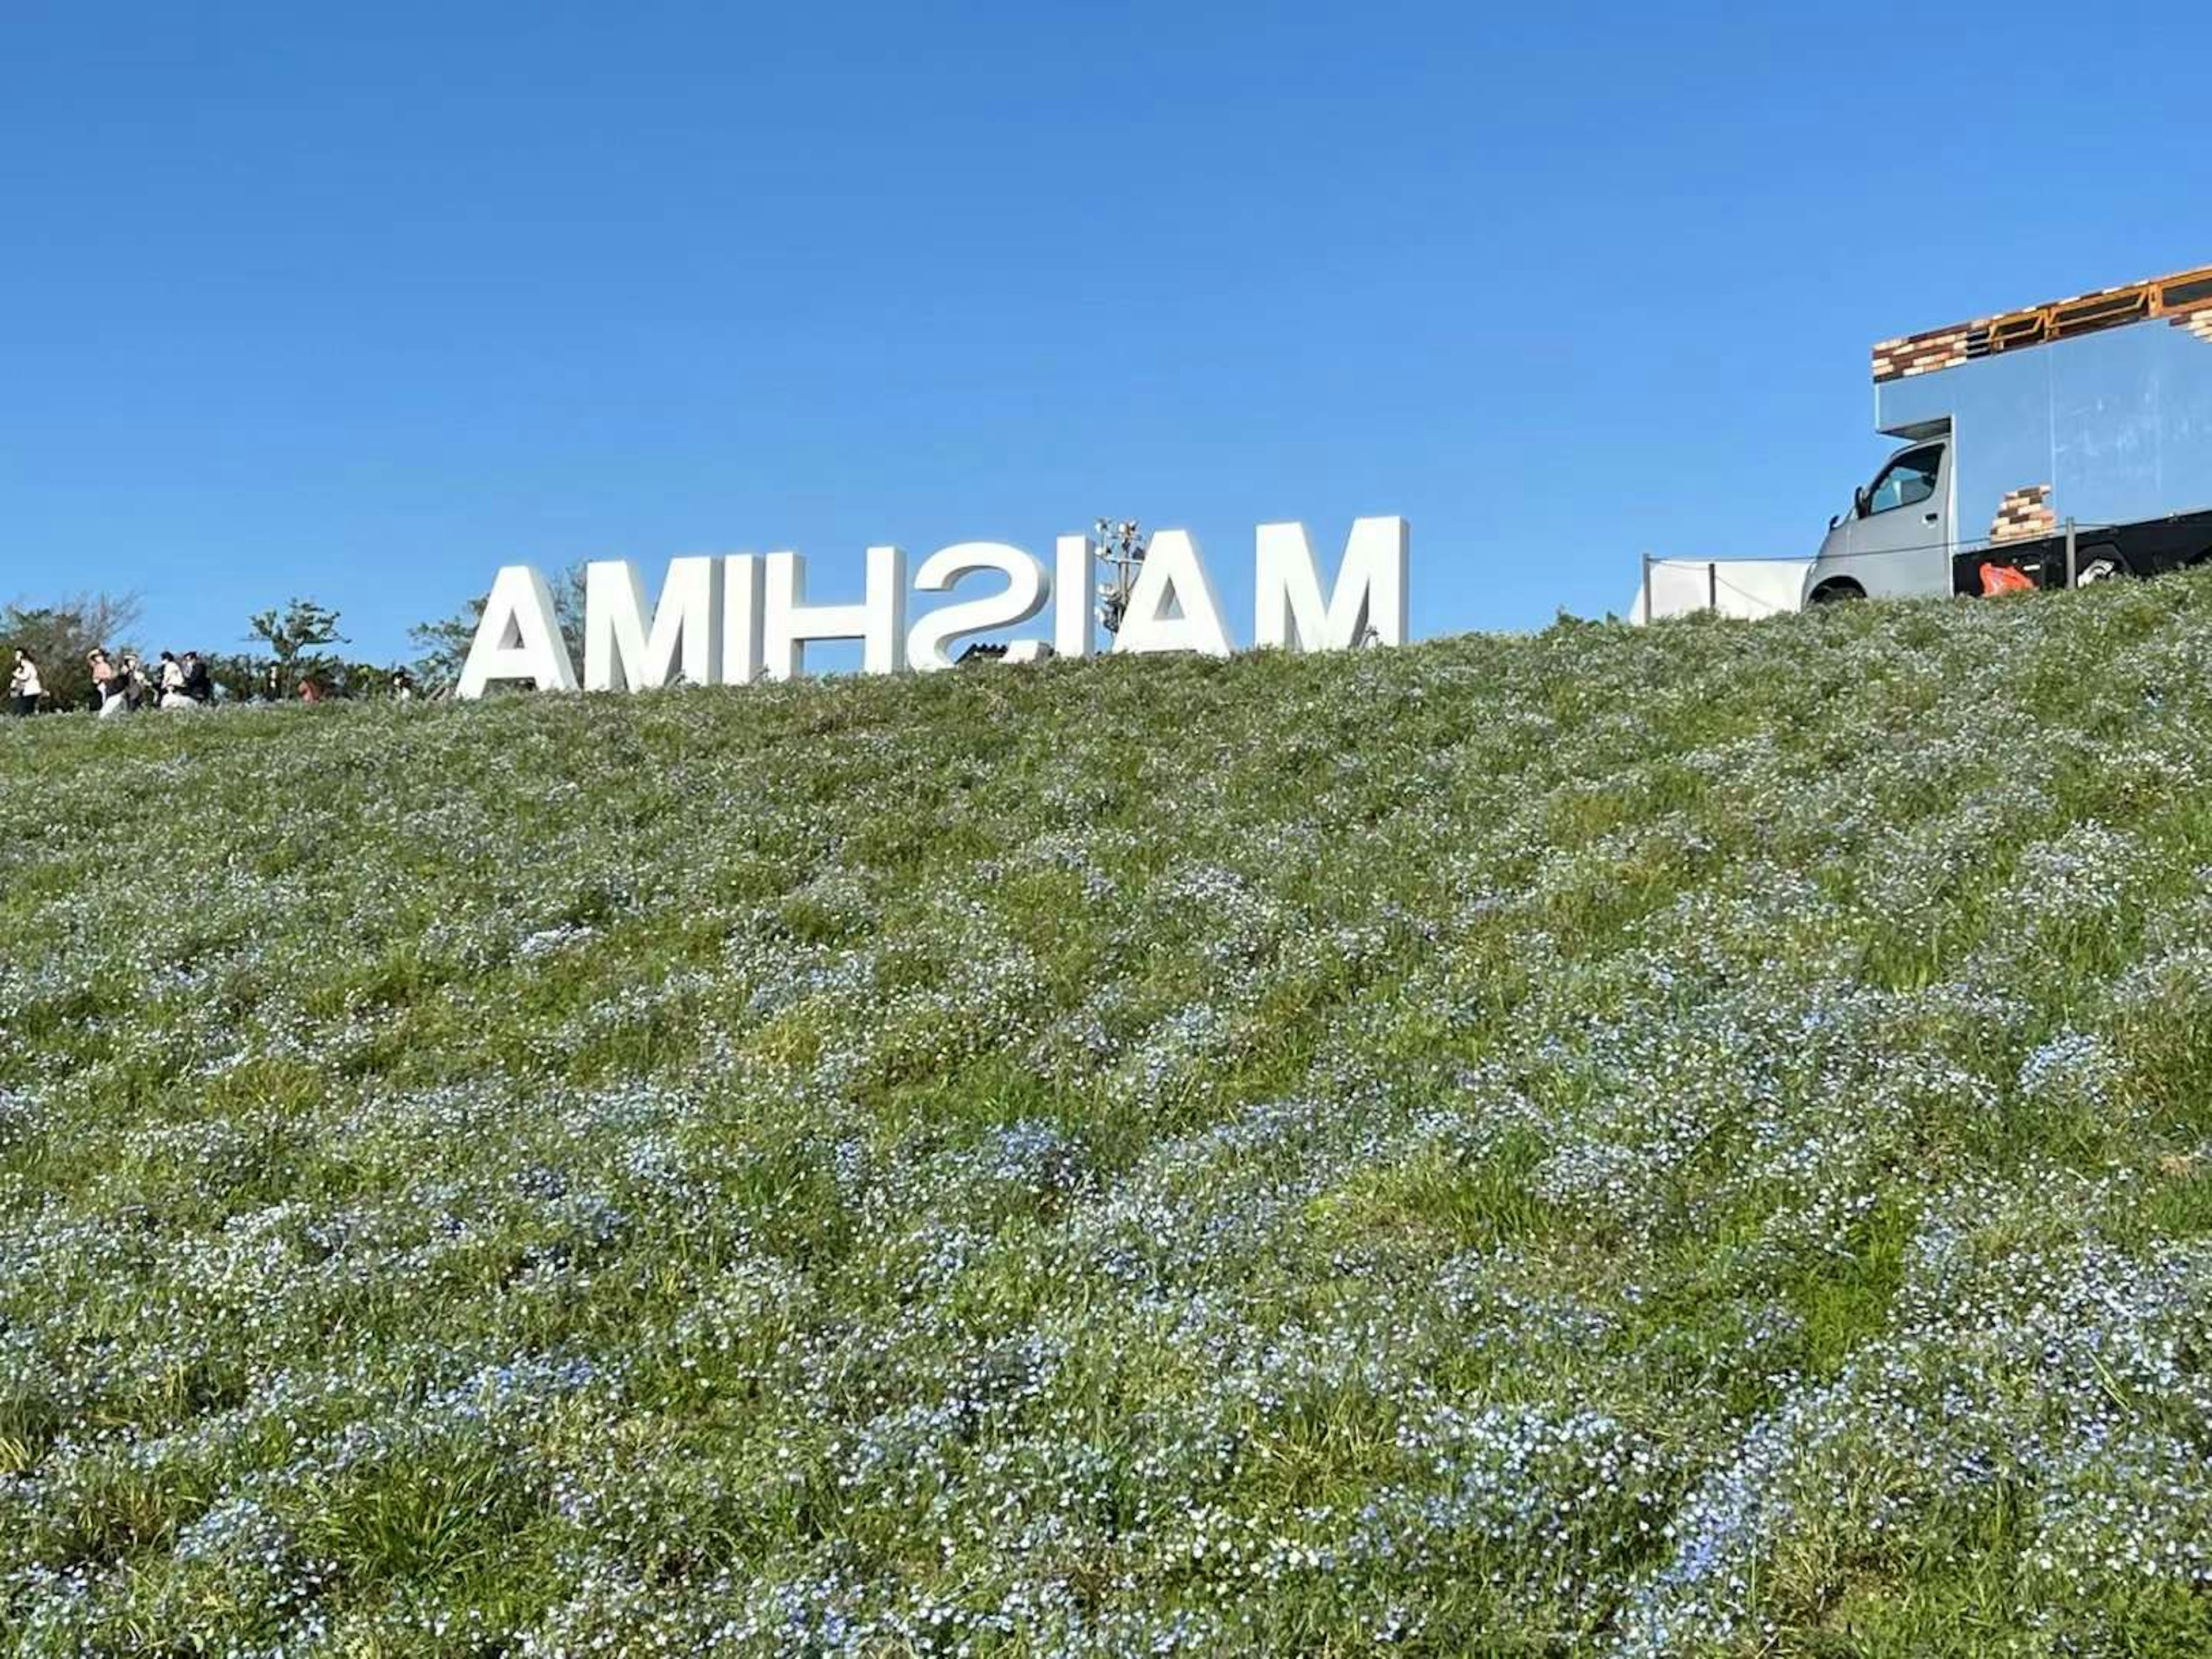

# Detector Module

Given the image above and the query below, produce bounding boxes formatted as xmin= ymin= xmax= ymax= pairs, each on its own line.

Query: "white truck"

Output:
xmin=1638 ymin=263 xmax=2212 ymax=620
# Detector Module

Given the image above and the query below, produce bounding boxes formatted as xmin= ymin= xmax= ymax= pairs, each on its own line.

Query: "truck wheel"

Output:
xmin=2075 ymin=551 xmax=2124 ymax=585
xmin=1809 ymin=581 xmax=1864 ymax=604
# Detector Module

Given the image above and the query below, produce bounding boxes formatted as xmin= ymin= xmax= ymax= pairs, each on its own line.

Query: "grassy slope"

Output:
xmin=5 ymin=581 xmax=2212 ymax=1655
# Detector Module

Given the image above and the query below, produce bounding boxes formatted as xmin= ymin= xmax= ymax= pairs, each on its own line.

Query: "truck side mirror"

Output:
xmin=1854 ymin=486 xmax=1872 ymax=519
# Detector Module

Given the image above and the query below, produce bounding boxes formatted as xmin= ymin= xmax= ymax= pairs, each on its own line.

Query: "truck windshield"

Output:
xmin=1867 ymin=446 xmax=1943 ymax=515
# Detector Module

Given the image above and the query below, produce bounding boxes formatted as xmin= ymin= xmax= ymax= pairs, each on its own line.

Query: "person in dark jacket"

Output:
xmin=116 ymin=653 xmax=151 ymax=712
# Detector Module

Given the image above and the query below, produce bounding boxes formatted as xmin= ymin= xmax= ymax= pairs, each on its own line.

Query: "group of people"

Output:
xmin=10 ymin=646 xmax=226 ymax=717
xmin=9 ymin=647 xmax=419 ymax=718
xmin=83 ymin=647 xmax=217 ymax=715
xmin=10 ymin=646 xmax=232 ymax=718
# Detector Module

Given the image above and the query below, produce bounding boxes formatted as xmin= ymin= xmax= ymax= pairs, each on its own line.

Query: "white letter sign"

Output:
xmin=763 ymin=547 xmax=909 ymax=680
xmin=457 ymin=566 xmax=577 ymax=699
xmin=1255 ymin=516 xmax=1409 ymax=651
xmin=906 ymin=543 xmax=1051 ymax=672
xmin=456 ymin=516 xmax=1406 ymax=698
xmin=584 ymin=556 xmax=720 ymax=692
xmin=722 ymin=554 xmax=764 ymax=685
xmin=1113 ymin=529 xmax=1232 ymax=658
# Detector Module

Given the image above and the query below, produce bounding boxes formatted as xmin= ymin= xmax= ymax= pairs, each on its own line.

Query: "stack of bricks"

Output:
xmin=1871 ymin=327 xmax=1971 ymax=383
xmin=2177 ymin=308 xmax=2212 ymax=344
xmin=1990 ymin=484 xmax=2057 ymax=544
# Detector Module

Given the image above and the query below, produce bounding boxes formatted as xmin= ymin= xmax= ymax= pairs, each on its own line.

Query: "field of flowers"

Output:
xmin=6 ymin=578 xmax=2212 ymax=1656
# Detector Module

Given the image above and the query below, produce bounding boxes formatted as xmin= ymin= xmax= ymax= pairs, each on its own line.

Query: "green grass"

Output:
xmin=6 ymin=577 xmax=2212 ymax=1652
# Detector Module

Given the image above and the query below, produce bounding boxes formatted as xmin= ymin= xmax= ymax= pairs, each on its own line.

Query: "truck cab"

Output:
xmin=1803 ymin=425 xmax=1952 ymax=604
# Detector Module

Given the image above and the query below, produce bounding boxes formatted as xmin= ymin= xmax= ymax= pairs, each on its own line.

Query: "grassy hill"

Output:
xmin=7 ymin=579 xmax=2212 ymax=1656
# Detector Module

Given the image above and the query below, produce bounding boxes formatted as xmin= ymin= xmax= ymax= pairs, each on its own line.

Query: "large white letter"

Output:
xmin=1054 ymin=533 xmax=1094 ymax=659
xmin=457 ymin=566 xmax=578 ymax=699
xmin=907 ymin=542 xmax=1050 ymax=671
xmin=763 ymin=547 xmax=908 ymax=680
xmin=584 ymin=557 xmax=721 ymax=692
xmin=722 ymin=554 xmax=764 ymax=684
xmin=1006 ymin=533 xmax=1094 ymax=665
xmin=1255 ymin=517 xmax=1408 ymax=651
xmin=1112 ymin=529 xmax=1232 ymax=657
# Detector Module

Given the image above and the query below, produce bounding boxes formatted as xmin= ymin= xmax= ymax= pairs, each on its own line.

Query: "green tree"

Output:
xmin=331 ymin=660 xmax=403 ymax=699
xmin=248 ymin=598 xmax=347 ymax=699
xmin=200 ymin=651 xmax=268 ymax=705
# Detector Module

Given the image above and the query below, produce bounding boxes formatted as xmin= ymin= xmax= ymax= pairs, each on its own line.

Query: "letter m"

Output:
xmin=1254 ymin=517 xmax=1408 ymax=652
xmin=584 ymin=558 xmax=722 ymax=691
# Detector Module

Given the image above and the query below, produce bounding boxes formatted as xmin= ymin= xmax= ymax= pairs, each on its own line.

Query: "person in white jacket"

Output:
xmin=9 ymin=649 xmax=40 ymax=715
xmin=157 ymin=651 xmax=196 ymax=710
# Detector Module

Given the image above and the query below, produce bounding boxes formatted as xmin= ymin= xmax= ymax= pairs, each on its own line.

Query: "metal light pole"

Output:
xmin=1094 ymin=519 xmax=1148 ymax=637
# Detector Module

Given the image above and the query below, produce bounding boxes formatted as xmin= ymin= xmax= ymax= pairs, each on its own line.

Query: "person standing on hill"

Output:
xmin=88 ymin=649 xmax=123 ymax=715
xmin=180 ymin=651 xmax=213 ymax=704
xmin=9 ymin=649 xmax=40 ymax=715
xmin=117 ymin=653 xmax=151 ymax=713
xmin=157 ymin=652 xmax=191 ymax=710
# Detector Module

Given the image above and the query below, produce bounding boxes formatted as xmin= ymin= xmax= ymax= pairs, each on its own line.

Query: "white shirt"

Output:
xmin=10 ymin=662 xmax=39 ymax=698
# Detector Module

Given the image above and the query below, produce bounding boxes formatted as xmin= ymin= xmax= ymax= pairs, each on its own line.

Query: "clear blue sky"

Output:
xmin=5 ymin=2 xmax=2210 ymax=662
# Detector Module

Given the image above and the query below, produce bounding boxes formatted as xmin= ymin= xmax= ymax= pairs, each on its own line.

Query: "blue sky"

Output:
xmin=4 ymin=2 xmax=2210 ymax=662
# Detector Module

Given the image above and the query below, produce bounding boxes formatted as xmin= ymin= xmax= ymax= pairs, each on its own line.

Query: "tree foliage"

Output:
xmin=247 ymin=598 xmax=348 ymax=696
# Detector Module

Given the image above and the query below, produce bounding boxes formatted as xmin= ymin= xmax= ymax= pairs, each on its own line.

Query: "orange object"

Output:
xmin=1979 ymin=562 xmax=2036 ymax=596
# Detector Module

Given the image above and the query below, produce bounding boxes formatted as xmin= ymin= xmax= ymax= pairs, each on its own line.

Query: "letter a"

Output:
xmin=1112 ymin=530 xmax=1232 ymax=657
xmin=457 ymin=566 xmax=578 ymax=699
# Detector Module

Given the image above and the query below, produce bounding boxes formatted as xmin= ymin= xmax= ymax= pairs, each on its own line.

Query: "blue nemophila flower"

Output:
xmin=7 ymin=576 xmax=2212 ymax=1649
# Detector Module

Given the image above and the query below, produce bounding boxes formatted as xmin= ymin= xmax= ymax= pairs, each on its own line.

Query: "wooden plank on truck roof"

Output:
xmin=1870 ymin=262 xmax=2212 ymax=382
